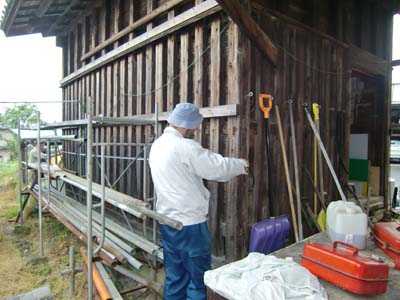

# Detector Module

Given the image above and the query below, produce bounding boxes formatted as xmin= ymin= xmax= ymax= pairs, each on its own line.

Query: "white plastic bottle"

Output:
xmin=326 ymin=200 xmax=368 ymax=249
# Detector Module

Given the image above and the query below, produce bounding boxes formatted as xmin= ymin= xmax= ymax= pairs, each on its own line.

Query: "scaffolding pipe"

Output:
xmin=48 ymin=189 xmax=161 ymax=257
xmin=63 ymin=151 xmax=147 ymax=161
xmin=58 ymin=173 xmax=145 ymax=219
xmin=17 ymin=121 xmax=23 ymax=223
xmin=81 ymin=247 xmax=112 ymax=300
xmin=153 ymin=99 xmax=159 ymax=245
xmin=35 ymin=191 xmax=118 ymax=266
xmin=60 ymin=200 xmax=141 ymax=266
xmin=104 ymin=262 xmax=163 ymax=296
xmin=111 ymin=147 xmax=145 ymax=189
xmin=72 ymin=200 xmax=161 ymax=257
xmin=94 ymin=145 xmax=106 ymax=255
xmin=60 ymin=201 xmax=149 ymax=267
xmin=69 ymin=246 xmax=75 ymax=300
xmin=86 ymin=97 xmax=94 ymax=300
xmin=21 ymin=135 xmax=83 ymax=142
xmin=42 ymin=139 xmax=52 ymax=212
xmin=95 ymin=262 xmax=124 ymax=300
xmin=37 ymin=111 xmax=44 ymax=256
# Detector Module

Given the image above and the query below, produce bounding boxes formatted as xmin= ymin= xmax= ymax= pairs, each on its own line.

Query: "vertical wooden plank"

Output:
xmin=237 ymin=22 xmax=253 ymax=257
xmin=194 ymin=0 xmax=204 ymax=141
xmin=127 ymin=0 xmax=135 ymax=194
xmin=127 ymin=53 xmax=134 ymax=196
xmin=100 ymin=66 xmax=106 ymax=184
xmin=167 ymin=10 xmax=176 ymax=111
xmin=81 ymin=17 xmax=87 ymax=66
xmin=106 ymin=65 xmax=113 ymax=184
xmin=113 ymin=0 xmax=121 ymax=47
xmin=72 ymin=81 xmax=76 ymax=171
xmin=111 ymin=0 xmax=120 ymax=188
xmin=136 ymin=52 xmax=144 ymax=198
xmin=180 ymin=32 xmax=189 ymax=102
xmin=375 ymin=6 xmax=385 ymax=58
xmin=225 ymin=23 xmax=240 ymax=261
xmin=90 ymin=71 xmax=96 ymax=182
xmin=112 ymin=61 xmax=119 ymax=189
xmin=129 ymin=0 xmax=135 ymax=40
xmin=144 ymin=0 xmax=154 ymax=200
xmin=120 ymin=58 xmax=127 ymax=193
xmin=336 ymin=0 xmax=344 ymax=41
xmin=323 ymin=40 xmax=331 ymax=200
xmin=91 ymin=11 xmax=97 ymax=62
xmin=209 ymin=17 xmax=222 ymax=256
xmin=66 ymin=32 xmax=71 ymax=75
xmin=98 ymin=1 xmax=107 ymax=186
xmin=155 ymin=42 xmax=163 ymax=132
xmin=100 ymin=2 xmax=106 ymax=57
xmin=296 ymin=28 xmax=306 ymax=231
xmin=95 ymin=70 xmax=101 ymax=184
xmin=252 ymin=48 xmax=265 ymax=224
xmin=74 ymin=24 xmax=79 ymax=72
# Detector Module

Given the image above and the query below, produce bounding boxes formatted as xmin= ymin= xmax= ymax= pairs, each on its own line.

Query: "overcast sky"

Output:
xmin=0 ymin=2 xmax=399 ymax=124
xmin=0 ymin=0 xmax=62 ymax=124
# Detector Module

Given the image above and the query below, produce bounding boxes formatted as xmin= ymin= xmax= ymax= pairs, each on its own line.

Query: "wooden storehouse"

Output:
xmin=2 ymin=0 xmax=399 ymax=262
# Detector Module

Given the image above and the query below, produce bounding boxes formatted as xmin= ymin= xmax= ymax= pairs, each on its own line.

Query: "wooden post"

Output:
xmin=215 ymin=0 xmax=277 ymax=66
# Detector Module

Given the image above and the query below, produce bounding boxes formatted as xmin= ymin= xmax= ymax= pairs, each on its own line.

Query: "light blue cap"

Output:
xmin=167 ymin=103 xmax=203 ymax=129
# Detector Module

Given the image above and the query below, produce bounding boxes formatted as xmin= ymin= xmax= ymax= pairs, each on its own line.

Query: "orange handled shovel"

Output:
xmin=259 ymin=94 xmax=274 ymax=216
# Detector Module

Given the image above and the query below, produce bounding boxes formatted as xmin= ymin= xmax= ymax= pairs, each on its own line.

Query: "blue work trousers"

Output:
xmin=160 ymin=221 xmax=211 ymax=300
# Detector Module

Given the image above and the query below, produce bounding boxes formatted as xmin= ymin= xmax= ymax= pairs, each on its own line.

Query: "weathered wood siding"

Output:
xmin=60 ymin=0 xmax=243 ymax=260
xmin=60 ymin=0 xmax=393 ymax=261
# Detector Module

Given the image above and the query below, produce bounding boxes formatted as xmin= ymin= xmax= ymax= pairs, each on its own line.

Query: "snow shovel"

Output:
xmin=258 ymin=94 xmax=274 ymax=216
xmin=248 ymin=95 xmax=290 ymax=254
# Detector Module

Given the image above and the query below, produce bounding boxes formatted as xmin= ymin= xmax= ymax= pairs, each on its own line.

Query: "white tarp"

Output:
xmin=204 ymin=253 xmax=328 ymax=300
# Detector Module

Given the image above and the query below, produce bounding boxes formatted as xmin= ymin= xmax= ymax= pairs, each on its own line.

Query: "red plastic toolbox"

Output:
xmin=373 ymin=222 xmax=400 ymax=269
xmin=301 ymin=241 xmax=389 ymax=294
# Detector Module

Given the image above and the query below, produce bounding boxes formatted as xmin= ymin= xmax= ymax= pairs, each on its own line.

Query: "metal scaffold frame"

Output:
xmin=16 ymin=96 xmax=177 ymax=300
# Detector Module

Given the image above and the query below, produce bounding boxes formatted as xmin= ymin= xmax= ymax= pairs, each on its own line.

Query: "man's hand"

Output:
xmin=240 ymin=159 xmax=249 ymax=174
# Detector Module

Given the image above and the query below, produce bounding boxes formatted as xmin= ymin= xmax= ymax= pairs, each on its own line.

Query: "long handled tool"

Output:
xmin=312 ymin=103 xmax=326 ymax=230
xmin=312 ymin=104 xmax=318 ymax=214
xmin=259 ymin=94 xmax=274 ymax=216
xmin=275 ymin=105 xmax=299 ymax=242
xmin=313 ymin=104 xmax=325 ymax=206
xmin=288 ymin=100 xmax=303 ymax=240
xmin=304 ymin=105 xmax=347 ymax=202
xmin=250 ymin=95 xmax=289 ymax=254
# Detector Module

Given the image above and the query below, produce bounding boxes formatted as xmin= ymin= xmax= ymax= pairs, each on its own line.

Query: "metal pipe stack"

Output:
xmin=31 ymin=186 xmax=164 ymax=298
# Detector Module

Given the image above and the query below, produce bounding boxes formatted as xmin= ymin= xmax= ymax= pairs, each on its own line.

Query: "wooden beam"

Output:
xmin=350 ymin=45 xmax=390 ymax=77
xmin=81 ymin=0 xmax=186 ymax=61
xmin=36 ymin=0 xmax=54 ymax=17
xmin=132 ymin=104 xmax=238 ymax=123
xmin=215 ymin=0 xmax=277 ymax=66
xmin=2 ymin=0 xmax=23 ymax=35
xmin=60 ymin=0 xmax=221 ymax=86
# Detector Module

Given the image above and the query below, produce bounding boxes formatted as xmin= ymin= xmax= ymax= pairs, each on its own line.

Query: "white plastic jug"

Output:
xmin=326 ymin=200 xmax=368 ymax=249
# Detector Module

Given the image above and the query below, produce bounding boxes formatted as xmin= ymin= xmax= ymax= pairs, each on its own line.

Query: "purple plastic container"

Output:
xmin=249 ymin=214 xmax=290 ymax=254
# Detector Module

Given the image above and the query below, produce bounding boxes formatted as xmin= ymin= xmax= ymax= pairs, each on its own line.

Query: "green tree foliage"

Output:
xmin=0 ymin=104 xmax=38 ymax=129
xmin=5 ymin=136 xmax=18 ymax=160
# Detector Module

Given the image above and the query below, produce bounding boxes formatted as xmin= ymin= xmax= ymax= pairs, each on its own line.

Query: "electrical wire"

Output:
xmin=106 ymin=19 xmax=233 ymax=117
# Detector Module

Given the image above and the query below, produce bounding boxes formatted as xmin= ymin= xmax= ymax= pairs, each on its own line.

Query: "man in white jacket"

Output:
xmin=149 ymin=103 xmax=248 ymax=300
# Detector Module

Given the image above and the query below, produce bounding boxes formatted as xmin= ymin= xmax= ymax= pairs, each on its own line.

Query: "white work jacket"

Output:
xmin=29 ymin=147 xmax=47 ymax=163
xmin=149 ymin=127 xmax=247 ymax=226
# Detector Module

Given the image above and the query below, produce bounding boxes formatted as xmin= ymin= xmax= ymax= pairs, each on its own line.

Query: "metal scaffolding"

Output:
xmin=16 ymin=97 xmax=175 ymax=300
